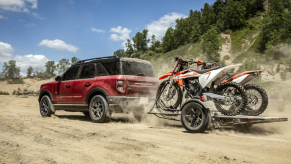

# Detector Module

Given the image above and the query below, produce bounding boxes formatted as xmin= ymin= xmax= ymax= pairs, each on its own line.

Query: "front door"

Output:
xmin=55 ymin=65 xmax=80 ymax=104
xmin=72 ymin=64 xmax=96 ymax=104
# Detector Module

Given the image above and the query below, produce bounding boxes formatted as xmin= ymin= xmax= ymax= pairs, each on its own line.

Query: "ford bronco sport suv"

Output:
xmin=38 ymin=56 xmax=158 ymax=122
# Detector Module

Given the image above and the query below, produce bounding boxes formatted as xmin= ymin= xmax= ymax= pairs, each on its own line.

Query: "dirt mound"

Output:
xmin=0 ymin=78 xmax=53 ymax=94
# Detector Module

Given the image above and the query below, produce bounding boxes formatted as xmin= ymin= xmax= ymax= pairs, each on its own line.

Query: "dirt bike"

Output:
xmin=155 ymin=57 xmax=248 ymax=132
xmin=196 ymin=61 xmax=269 ymax=116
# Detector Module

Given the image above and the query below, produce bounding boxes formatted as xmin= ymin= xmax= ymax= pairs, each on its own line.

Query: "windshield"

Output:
xmin=122 ymin=61 xmax=156 ymax=77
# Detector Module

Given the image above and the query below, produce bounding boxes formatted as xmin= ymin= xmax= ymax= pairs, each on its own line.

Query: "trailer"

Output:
xmin=148 ymin=99 xmax=288 ymax=132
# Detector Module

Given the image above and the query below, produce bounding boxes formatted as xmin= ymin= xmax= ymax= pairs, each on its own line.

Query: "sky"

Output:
xmin=0 ymin=0 xmax=216 ymax=76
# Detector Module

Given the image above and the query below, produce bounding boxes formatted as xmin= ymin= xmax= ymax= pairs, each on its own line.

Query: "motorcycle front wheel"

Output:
xmin=156 ymin=80 xmax=182 ymax=110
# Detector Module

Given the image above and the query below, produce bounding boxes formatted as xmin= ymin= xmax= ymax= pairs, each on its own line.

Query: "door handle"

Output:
xmin=85 ymin=82 xmax=91 ymax=86
xmin=66 ymin=84 xmax=71 ymax=88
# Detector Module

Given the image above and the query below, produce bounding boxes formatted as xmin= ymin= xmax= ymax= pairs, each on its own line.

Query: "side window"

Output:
xmin=80 ymin=64 xmax=95 ymax=79
xmin=102 ymin=62 xmax=118 ymax=75
xmin=96 ymin=63 xmax=109 ymax=76
xmin=63 ymin=66 xmax=80 ymax=81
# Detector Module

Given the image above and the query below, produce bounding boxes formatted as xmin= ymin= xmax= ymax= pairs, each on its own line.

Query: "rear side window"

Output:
xmin=122 ymin=61 xmax=156 ymax=77
xmin=102 ymin=62 xmax=119 ymax=75
xmin=80 ymin=64 xmax=95 ymax=79
xmin=96 ymin=63 xmax=109 ymax=76
xmin=63 ymin=66 xmax=80 ymax=81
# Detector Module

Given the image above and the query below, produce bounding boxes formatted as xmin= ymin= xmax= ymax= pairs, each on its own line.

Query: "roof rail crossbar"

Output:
xmin=77 ymin=56 xmax=118 ymax=64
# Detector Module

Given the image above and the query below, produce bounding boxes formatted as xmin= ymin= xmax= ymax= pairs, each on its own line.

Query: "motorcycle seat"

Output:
xmin=190 ymin=66 xmax=222 ymax=74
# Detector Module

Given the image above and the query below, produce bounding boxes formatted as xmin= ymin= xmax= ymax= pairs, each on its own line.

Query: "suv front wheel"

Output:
xmin=89 ymin=95 xmax=109 ymax=123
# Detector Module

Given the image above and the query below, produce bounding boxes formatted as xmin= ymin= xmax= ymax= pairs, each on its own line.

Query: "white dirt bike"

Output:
xmin=155 ymin=57 xmax=248 ymax=132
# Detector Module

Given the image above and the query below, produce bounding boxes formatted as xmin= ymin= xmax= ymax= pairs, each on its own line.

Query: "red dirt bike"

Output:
xmin=196 ymin=61 xmax=269 ymax=116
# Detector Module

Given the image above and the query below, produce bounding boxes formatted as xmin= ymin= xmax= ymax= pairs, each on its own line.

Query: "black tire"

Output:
xmin=83 ymin=112 xmax=90 ymax=117
xmin=214 ymin=82 xmax=247 ymax=116
xmin=242 ymin=84 xmax=268 ymax=116
xmin=39 ymin=95 xmax=54 ymax=117
xmin=156 ymin=80 xmax=182 ymax=110
xmin=181 ymin=102 xmax=209 ymax=133
xmin=89 ymin=95 xmax=109 ymax=123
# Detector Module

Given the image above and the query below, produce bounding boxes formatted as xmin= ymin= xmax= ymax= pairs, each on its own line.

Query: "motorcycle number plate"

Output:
xmin=140 ymin=97 xmax=148 ymax=104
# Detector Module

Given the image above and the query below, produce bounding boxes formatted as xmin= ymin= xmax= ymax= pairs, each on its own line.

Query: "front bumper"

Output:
xmin=107 ymin=96 xmax=156 ymax=105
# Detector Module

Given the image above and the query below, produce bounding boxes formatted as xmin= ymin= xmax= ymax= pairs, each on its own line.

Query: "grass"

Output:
xmin=0 ymin=91 xmax=9 ymax=95
xmin=230 ymin=17 xmax=262 ymax=54
xmin=7 ymin=78 xmax=24 ymax=84
xmin=12 ymin=89 xmax=38 ymax=96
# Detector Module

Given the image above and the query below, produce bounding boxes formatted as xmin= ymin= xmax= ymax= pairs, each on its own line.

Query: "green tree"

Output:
xmin=132 ymin=29 xmax=150 ymax=52
xmin=162 ymin=27 xmax=175 ymax=52
xmin=223 ymin=0 xmax=246 ymax=29
xmin=260 ymin=0 xmax=287 ymax=53
xmin=27 ymin=66 xmax=33 ymax=78
xmin=2 ymin=59 xmax=21 ymax=78
xmin=125 ymin=39 xmax=134 ymax=57
xmin=114 ymin=49 xmax=126 ymax=57
xmin=45 ymin=61 xmax=56 ymax=76
xmin=150 ymin=34 xmax=156 ymax=51
xmin=71 ymin=57 xmax=80 ymax=65
xmin=201 ymin=27 xmax=222 ymax=61
xmin=188 ymin=10 xmax=202 ymax=42
xmin=200 ymin=3 xmax=216 ymax=34
xmin=56 ymin=58 xmax=70 ymax=75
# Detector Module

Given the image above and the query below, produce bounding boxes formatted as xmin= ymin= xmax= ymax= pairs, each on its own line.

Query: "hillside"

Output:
xmin=113 ymin=0 xmax=291 ymax=82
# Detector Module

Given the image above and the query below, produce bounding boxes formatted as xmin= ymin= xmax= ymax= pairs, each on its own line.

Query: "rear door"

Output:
xmin=72 ymin=63 xmax=96 ymax=104
xmin=55 ymin=65 xmax=80 ymax=104
xmin=122 ymin=60 xmax=159 ymax=98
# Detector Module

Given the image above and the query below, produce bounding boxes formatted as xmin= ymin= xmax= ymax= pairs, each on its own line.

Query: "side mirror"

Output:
xmin=55 ymin=76 xmax=62 ymax=82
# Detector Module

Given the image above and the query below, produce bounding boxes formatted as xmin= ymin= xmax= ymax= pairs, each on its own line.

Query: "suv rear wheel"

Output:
xmin=39 ymin=95 xmax=54 ymax=117
xmin=89 ymin=95 xmax=109 ymax=123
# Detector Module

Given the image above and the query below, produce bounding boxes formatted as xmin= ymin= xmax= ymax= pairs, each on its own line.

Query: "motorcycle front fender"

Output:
xmin=159 ymin=72 xmax=172 ymax=80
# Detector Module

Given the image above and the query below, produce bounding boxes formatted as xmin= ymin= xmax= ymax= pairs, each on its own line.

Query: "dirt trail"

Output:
xmin=0 ymin=96 xmax=291 ymax=164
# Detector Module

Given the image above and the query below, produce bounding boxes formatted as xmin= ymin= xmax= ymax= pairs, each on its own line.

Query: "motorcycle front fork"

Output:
xmin=165 ymin=78 xmax=173 ymax=97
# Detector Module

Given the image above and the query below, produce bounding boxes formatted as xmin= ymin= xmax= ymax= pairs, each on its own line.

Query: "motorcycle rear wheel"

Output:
xmin=214 ymin=82 xmax=248 ymax=116
xmin=242 ymin=84 xmax=268 ymax=116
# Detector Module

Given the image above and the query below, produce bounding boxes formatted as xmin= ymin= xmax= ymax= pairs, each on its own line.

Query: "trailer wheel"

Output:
xmin=181 ymin=102 xmax=209 ymax=133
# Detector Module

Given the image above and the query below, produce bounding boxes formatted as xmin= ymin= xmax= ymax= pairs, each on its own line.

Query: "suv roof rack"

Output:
xmin=76 ymin=56 xmax=118 ymax=64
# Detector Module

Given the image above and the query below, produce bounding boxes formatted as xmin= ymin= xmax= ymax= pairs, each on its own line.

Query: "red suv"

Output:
xmin=38 ymin=56 xmax=158 ymax=122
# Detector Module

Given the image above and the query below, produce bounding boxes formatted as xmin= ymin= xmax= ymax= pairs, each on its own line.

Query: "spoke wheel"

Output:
xmin=89 ymin=95 xmax=109 ymax=123
xmin=181 ymin=102 xmax=209 ymax=133
xmin=214 ymin=82 xmax=247 ymax=116
xmin=242 ymin=84 xmax=268 ymax=116
xmin=39 ymin=95 xmax=53 ymax=117
xmin=156 ymin=80 xmax=182 ymax=110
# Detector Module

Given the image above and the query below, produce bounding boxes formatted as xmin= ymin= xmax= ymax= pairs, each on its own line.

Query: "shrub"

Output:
xmin=223 ymin=55 xmax=231 ymax=60
xmin=8 ymin=78 xmax=24 ymax=84
xmin=0 ymin=91 xmax=9 ymax=95
xmin=224 ymin=29 xmax=233 ymax=34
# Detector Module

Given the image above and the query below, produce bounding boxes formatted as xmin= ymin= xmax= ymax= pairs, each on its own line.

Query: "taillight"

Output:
xmin=116 ymin=80 xmax=125 ymax=93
